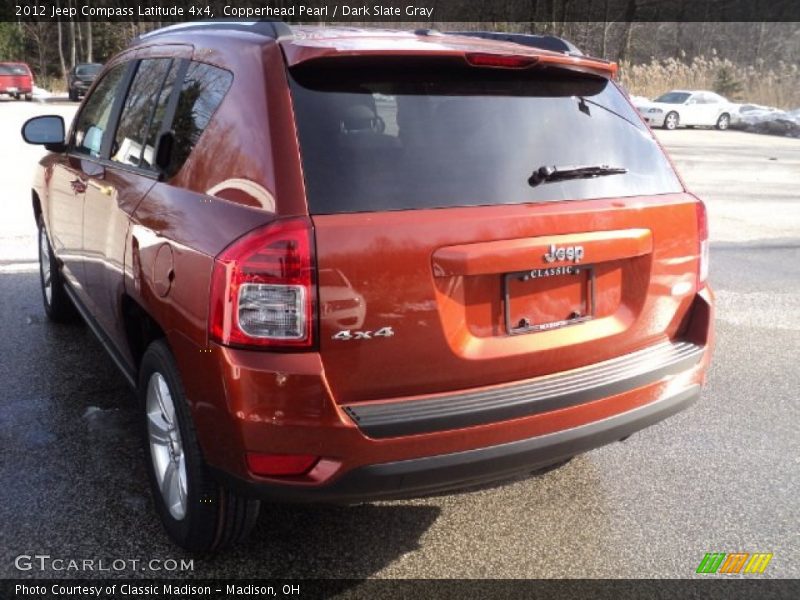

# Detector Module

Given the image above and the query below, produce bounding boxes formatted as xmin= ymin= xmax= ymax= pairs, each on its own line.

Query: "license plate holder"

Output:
xmin=503 ymin=265 xmax=595 ymax=335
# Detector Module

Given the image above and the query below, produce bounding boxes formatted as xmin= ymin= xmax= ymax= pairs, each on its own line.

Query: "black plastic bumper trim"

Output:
xmin=211 ymin=384 xmax=701 ymax=504
xmin=343 ymin=340 xmax=704 ymax=438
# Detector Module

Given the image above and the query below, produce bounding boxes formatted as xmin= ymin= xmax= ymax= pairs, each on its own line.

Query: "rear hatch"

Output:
xmin=0 ymin=63 xmax=32 ymax=92
xmin=289 ymin=58 xmax=700 ymax=404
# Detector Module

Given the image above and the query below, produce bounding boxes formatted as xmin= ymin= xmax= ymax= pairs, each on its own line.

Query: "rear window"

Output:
xmin=290 ymin=62 xmax=683 ymax=214
xmin=0 ymin=63 xmax=29 ymax=75
xmin=76 ymin=64 xmax=102 ymax=77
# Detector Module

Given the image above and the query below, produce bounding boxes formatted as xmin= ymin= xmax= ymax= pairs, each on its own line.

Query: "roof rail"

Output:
xmin=138 ymin=20 xmax=293 ymax=42
xmin=446 ymin=31 xmax=583 ymax=56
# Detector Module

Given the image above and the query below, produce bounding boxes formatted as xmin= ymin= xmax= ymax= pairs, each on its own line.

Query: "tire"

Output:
xmin=663 ymin=111 xmax=679 ymax=130
xmin=25 ymin=93 xmax=32 ymax=101
xmin=68 ymin=89 xmax=77 ymax=102
xmin=716 ymin=113 xmax=730 ymax=130
xmin=38 ymin=217 xmax=78 ymax=323
xmin=139 ymin=340 xmax=260 ymax=552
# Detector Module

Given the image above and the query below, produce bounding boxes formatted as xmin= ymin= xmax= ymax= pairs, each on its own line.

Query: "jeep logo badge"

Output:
xmin=543 ymin=244 xmax=585 ymax=263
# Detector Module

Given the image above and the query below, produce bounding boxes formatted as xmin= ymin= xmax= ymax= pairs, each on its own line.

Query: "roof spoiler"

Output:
xmin=137 ymin=19 xmax=293 ymax=43
xmin=445 ymin=31 xmax=584 ymax=57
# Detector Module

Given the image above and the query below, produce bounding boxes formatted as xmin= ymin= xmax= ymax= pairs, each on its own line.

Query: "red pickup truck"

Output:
xmin=22 ymin=22 xmax=714 ymax=552
xmin=0 ymin=62 xmax=33 ymax=100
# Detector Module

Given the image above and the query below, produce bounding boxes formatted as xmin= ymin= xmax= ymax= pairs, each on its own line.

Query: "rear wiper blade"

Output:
xmin=528 ymin=164 xmax=628 ymax=187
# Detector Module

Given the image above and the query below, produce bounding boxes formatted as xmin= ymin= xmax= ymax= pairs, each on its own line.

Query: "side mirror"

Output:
xmin=154 ymin=131 xmax=174 ymax=175
xmin=21 ymin=115 xmax=66 ymax=152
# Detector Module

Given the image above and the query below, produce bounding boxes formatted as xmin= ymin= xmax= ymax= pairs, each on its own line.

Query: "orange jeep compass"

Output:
xmin=22 ymin=22 xmax=714 ymax=551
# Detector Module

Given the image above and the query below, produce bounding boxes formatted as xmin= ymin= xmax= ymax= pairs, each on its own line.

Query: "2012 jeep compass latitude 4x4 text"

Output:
xmin=22 ymin=22 xmax=714 ymax=551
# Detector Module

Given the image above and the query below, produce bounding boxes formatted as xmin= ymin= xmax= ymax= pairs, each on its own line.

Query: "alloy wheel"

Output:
xmin=665 ymin=113 xmax=678 ymax=130
xmin=39 ymin=226 xmax=52 ymax=306
xmin=146 ymin=372 xmax=188 ymax=520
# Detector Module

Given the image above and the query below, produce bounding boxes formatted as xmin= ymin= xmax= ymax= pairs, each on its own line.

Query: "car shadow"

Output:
xmin=199 ymin=502 xmax=440 ymax=581
xmin=0 ymin=271 xmax=440 ymax=582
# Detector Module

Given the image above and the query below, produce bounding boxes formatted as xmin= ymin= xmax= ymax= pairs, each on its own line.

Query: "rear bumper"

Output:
xmin=212 ymin=384 xmax=701 ymax=502
xmin=0 ymin=87 xmax=32 ymax=95
xmin=71 ymin=82 xmax=91 ymax=94
xmin=181 ymin=288 xmax=713 ymax=503
xmin=343 ymin=340 xmax=703 ymax=438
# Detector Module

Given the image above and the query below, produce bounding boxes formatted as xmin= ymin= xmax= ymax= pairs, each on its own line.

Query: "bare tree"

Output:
xmin=601 ymin=0 xmax=612 ymax=58
xmin=616 ymin=0 xmax=637 ymax=62
xmin=75 ymin=11 xmax=83 ymax=64
xmin=68 ymin=0 xmax=76 ymax=69
xmin=56 ymin=10 xmax=67 ymax=80
xmin=86 ymin=21 xmax=93 ymax=63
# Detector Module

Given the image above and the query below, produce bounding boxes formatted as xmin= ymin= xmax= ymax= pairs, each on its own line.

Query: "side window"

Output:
xmin=71 ymin=64 xmax=127 ymax=157
xmin=166 ymin=62 xmax=233 ymax=178
xmin=110 ymin=58 xmax=179 ymax=169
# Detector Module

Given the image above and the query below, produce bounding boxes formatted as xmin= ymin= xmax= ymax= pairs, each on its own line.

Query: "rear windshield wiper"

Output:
xmin=528 ymin=164 xmax=628 ymax=187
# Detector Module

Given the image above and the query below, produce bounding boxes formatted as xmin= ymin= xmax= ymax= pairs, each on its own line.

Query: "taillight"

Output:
xmin=465 ymin=53 xmax=539 ymax=69
xmin=209 ymin=217 xmax=315 ymax=349
xmin=696 ymin=200 xmax=709 ymax=289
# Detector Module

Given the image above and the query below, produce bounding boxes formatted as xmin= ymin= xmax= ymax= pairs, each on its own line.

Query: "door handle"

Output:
xmin=70 ymin=178 xmax=87 ymax=193
xmin=88 ymin=180 xmax=114 ymax=196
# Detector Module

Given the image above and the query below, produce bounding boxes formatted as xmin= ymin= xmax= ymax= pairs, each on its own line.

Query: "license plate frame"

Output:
xmin=503 ymin=265 xmax=596 ymax=335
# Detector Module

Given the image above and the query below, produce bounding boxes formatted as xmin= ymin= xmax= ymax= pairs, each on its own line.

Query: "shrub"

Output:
xmin=618 ymin=55 xmax=799 ymax=108
xmin=713 ymin=65 xmax=744 ymax=100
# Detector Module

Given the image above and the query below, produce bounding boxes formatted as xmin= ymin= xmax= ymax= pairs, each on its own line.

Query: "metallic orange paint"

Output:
xmin=30 ymin=26 xmax=714 ymax=497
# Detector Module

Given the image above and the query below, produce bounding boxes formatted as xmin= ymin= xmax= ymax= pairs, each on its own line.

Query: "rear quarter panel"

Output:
xmin=125 ymin=38 xmax=309 ymax=468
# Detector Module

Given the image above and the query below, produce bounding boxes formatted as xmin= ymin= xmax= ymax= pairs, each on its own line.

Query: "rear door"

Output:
xmin=703 ymin=92 xmax=728 ymax=124
xmin=289 ymin=61 xmax=700 ymax=404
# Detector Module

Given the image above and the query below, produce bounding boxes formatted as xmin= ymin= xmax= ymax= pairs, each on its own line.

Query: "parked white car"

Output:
xmin=635 ymin=90 xmax=733 ymax=130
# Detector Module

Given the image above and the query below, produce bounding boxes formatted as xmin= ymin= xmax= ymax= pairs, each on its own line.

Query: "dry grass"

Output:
xmin=619 ymin=54 xmax=800 ymax=109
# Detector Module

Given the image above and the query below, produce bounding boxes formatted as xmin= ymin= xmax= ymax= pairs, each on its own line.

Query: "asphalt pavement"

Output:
xmin=0 ymin=99 xmax=798 ymax=579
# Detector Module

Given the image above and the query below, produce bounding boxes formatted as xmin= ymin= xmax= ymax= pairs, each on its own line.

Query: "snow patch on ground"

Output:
xmin=32 ymin=86 xmax=52 ymax=98
xmin=730 ymin=106 xmax=800 ymax=138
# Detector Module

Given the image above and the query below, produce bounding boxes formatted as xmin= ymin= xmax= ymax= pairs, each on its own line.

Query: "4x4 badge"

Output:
xmin=333 ymin=327 xmax=395 ymax=341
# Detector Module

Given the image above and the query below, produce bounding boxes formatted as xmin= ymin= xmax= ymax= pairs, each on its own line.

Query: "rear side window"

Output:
xmin=111 ymin=58 xmax=179 ymax=169
xmin=166 ymin=62 xmax=232 ymax=178
xmin=290 ymin=63 xmax=683 ymax=214
xmin=72 ymin=64 xmax=127 ymax=158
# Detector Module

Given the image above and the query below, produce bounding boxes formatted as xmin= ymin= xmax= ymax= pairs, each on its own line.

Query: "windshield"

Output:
xmin=655 ymin=92 xmax=691 ymax=104
xmin=290 ymin=62 xmax=682 ymax=214
xmin=76 ymin=64 xmax=102 ymax=77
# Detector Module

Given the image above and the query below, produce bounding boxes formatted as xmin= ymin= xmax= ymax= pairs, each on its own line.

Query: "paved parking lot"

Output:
xmin=0 ymin=99 xmax=798 ymax=579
